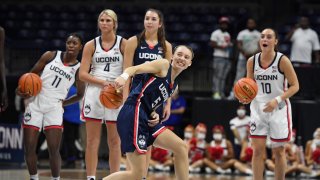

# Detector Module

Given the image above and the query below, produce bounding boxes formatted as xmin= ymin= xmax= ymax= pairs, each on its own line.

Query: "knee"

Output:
xmin=107 ymin=136 xmax=120 ymax=149
xmin=86 ymin=136 xmax=100 ymax=150
xmin=252 ymin=147 xmax=265 ymax=158
xmin=173 ymin=141 xmax=188 ymax=156
xmin=272 ymin=147 xmax=285 ymax=159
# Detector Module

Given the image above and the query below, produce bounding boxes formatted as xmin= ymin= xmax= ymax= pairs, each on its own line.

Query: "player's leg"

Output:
xmin=23 ymin=128 xmax=40 ymax=177
xmin=102 ymin=151 xmax=147 ymax=180
xmin=251 ymin=138 xmax=267 ymax=180
xmin=272 ymin=144 xmax=286 ymax=180
xmin=85 ymin=121 xmax=102 ymax=178
xmin=106 ymin=122 xmax=121 ymax=173
xmin=153 ymin=129 xmax=188 ymax=180
xmin=45 ymin=128 xmax=63 ymax=177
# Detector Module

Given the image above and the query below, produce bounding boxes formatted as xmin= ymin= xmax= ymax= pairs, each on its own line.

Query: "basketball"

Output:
xmin=18 ymin=73 xmax=42 ymax=96
xmin=233 ymin=78 xmax=258 ymax=103
xmin=99 ymin=86 xmax=123 ymax=109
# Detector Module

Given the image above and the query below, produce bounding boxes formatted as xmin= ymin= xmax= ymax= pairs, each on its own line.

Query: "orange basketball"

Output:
xmin=233 ymin=78 xmax=258 ymax=103
xmin=99 ymin=86 xmax=123 ymax=109
xmin=18 ymin=73 xmax=42 ymax=96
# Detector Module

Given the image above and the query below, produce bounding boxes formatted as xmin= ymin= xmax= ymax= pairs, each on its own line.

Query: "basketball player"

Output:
xmin=16 ymin=33 xmax=84 ymax=180
xmin=0 ymin=26 xmax=8 ymax=112
xmin=122 ymin=8 xmax=172 ymax=177
xmin=246 ymin=28 xmax=299 ymax=180
xmin=103 ymin=45 xmax=193 ymax=180
xmin=78 ymin=9 xmax=127 ymax=180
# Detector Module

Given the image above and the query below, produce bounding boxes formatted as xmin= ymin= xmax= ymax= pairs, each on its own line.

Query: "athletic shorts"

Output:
xmin=81 ymin=83 xmax=121 ymax=123
xmin=249 ymin=99 xmax=292 ymax=142
xmin=22 ymin=94 xmax=64 ymax=131
xmin=117 ymin=102 xmax=166 ymax=154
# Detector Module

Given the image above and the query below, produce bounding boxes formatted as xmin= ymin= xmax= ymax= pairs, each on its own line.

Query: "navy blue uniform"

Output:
xmin=118 ymin=65 xmax=177 ymax=154
xmin=131 ymin=37 xmax=165 ymax=118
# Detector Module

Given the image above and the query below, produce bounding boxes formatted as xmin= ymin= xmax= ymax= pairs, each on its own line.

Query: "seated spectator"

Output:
xmin=188 ymin=123 xmax=208 ymax=173
xmin=229 ymin=105 xmax=251 ymax=159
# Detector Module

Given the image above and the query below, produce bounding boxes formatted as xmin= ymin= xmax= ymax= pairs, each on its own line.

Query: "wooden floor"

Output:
xmin=0 ymin=169 xmax=304 ymax=180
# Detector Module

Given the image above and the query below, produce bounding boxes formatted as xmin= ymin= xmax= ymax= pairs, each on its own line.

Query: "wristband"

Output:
xmin=120 ymin=72 xmax=129 ymax=81
xmin=275 ymin=96 xmax=282 ymax=104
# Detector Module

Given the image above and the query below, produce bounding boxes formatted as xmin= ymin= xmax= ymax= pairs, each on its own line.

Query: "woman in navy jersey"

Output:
xmin=79 ymin=9 xmax=127 ymax=180
xmin=246 ymin=28 xmax=299 ymax=180
xmin=103 ymin=45 xmax=193 ymax=180
xmin=16 ymin=33 xmax=84 ymax=180
xmin=122 ymin=8 xmax=172 ymax=177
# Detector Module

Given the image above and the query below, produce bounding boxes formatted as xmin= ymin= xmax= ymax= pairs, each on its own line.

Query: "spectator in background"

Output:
xmin=162 ymin=87 xmax=187 ymax=137
xmin=229 ymin=105 xmax=251 ymax=159
xmin=0 ymin=26 xmax=8 ymax=112
xmin=286 ymin=16 xmax=320 ymax=65
xmin=228 ymin=18 xmax=260 ymax=100
xmin=62 ymin=85 xmax=83 ymax=168
xmin=210 ymin=16 xmax=233 ymax=100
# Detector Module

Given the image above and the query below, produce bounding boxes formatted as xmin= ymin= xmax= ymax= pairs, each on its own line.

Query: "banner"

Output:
xmin=0 ymin=123 xmax=24 ymax=162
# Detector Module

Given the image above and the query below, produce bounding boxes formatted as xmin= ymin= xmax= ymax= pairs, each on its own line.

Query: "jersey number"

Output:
xmin=52 ymin=75 xmax=62 ymax=88
xmin=104 ymin=63 xmax=110 ymax=71
xmin=261 ymin=82 xmax=271 ymax=94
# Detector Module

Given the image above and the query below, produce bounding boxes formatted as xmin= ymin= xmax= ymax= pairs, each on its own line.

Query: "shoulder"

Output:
xmin=84 ymin=39 xmax=95 ymax=48
xmin=165 ymin=40 xmax=172 ymax=48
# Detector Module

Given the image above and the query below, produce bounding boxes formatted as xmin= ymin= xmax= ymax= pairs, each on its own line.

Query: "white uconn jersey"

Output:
xmin=90 ymin=35 xmax=123 ymax=80
xmin=253 ymin=52 xmax=288 ymax=103
xmin=40 ymin=51 xmax=80 ymax=99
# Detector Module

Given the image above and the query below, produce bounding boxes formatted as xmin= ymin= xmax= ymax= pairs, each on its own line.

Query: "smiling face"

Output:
xmin=144 ymin=10 xmax=162 ymax=33
xmin=259 ymin=28 xmax=278 ymax=51
xmin=172 ymin=45 xmax=193 ymax=70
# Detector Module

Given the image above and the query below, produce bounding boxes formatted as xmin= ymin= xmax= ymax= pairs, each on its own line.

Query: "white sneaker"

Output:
xmin=213 ymin=92 xmax=221 ymax=100
xmin=205 ymin=167 xmax=213 ymax=173
xmin=265 ymin=170 xmax=274 ymax=176
xmin=155 ymin=164 xmax=164 ymax=171
xmin=189 ymin=166 xmax=201 ymax=173
xmin=227 ymin=92 xmax=235 ymax=100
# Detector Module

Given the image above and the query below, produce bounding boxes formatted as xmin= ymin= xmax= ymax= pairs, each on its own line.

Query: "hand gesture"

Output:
xmin=148 ymin=111 xmax=160 ymax=127
xmin=263 ymin=99 xmax=278 ymax=112
xmin=16 ymin=87 xmax=32 ymax=99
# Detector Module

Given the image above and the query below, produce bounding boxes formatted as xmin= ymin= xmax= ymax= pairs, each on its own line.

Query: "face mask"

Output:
xmin=314 ymin=131 xmax=320 ymax=138
xmin=290 ymin=137 xmax=295 ymax=143
xmin=315 ymin=139 xmax=320 ymax=146
xmin=237 ymin=109 xmax=246 ymax=117
xmin=184 ymin=132 xmax=192 ymax=139
xmin=197 ymin=133 xmax=206 ymax=140
xmin=213 ymin=133 xmax=223 ymax=141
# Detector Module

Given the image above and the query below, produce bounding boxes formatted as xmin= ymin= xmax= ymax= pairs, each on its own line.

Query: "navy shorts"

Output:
xmin=117 ymin=102 xmax=166 ymax=154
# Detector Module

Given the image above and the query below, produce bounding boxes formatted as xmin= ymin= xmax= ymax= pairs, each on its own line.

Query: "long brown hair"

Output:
xmin=137 ymin=8 xmax=167 ymax=55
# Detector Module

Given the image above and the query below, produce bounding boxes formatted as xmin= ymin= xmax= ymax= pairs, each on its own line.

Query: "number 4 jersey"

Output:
xmin=40 ymin=50 xmax=80 ymax=100
xmin=90 ymin=35 xmax=124 ymax=80
xmin=253 ymin=52 xmax=288 ymax=103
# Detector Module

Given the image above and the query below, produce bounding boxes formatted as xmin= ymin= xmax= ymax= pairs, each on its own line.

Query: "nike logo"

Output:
xmin=96 ymin=51 xmax=100 ymax=53
xmin=141 ymin=46 xmax=147 ymax=49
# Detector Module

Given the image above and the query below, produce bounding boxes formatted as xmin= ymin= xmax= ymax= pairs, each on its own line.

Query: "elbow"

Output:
xmin=79 ymin=71 xmax=86 ymax=82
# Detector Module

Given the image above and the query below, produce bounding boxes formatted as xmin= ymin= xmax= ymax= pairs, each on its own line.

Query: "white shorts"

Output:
xmin=81 ymin=84 xmax=121 ymax=123
xmin=22 ymin=94 xmax=64 ymax=131
xmin=249 ymin=99 xmax=292 ymax=142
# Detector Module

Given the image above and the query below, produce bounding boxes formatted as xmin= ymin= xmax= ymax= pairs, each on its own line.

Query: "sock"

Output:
xmin=245 ymin=169 xmax=253 ymax=175
xmin=87 ymin=176 xmax=95 ymax=180
xmin=51 ymin=177 xmax=60 ymax=180
xmin=30 ymin=174 xmax=39 ymax=180
xmin=216 ymin=167 xmax=225 ymax=174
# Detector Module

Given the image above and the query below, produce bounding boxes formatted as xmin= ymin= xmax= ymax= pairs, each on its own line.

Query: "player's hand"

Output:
xmin=114 ymin=76 xmax=126 ymax=89
xmin=0 ymin=91 xmax=8 ymax=112
xmin=148 ymin=111 xmax=160 ymax=127
xmin=263 ymin=99 xmax=278 ymax=112
xmin=15 ymin=87 xmax=32 ymax=99
xmin=103 ymin=80 xmax=114 ymax=87
xmin=239 ymin=99 xmax=250 ymax=105
xmin=162 ymin=103 xmax=171 ymax=121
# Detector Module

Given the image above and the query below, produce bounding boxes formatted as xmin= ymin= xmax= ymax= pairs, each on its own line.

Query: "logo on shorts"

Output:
xmin=250 ymin=122 xmax=256 ymax=133
xmin=84 ymin=104 xmax=91 ymax=115
xmin=138 ymin=135 xmax=146 ymax=148
xmin=24 ymin=112 xmax=32 ymax=122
